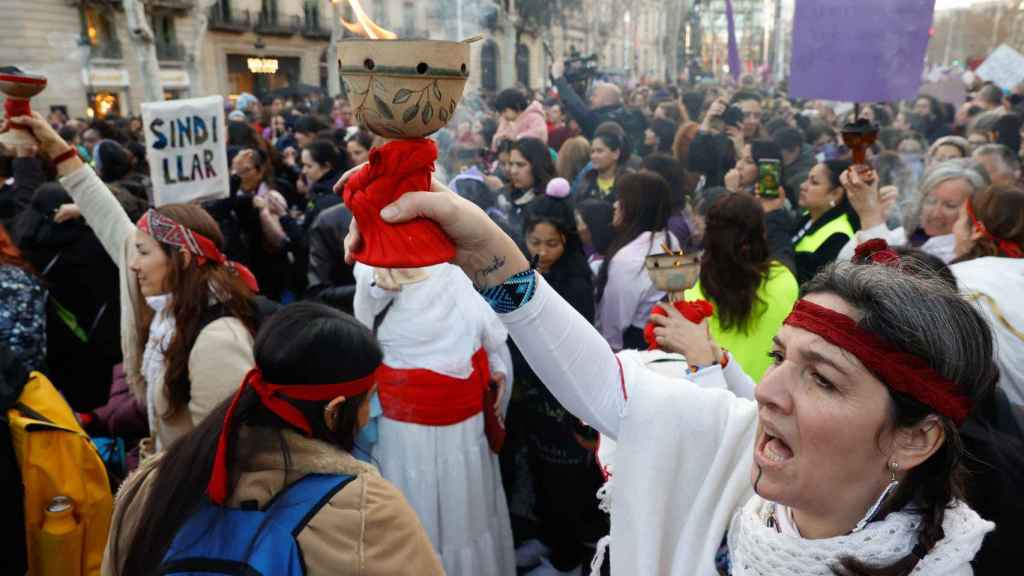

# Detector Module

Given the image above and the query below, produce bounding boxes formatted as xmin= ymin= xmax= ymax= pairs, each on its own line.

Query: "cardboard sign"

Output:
xmin=919 ymin=76 xmax=968 ymax=106
xmin=789 ymin=0 xmax=936 ymax=102
xmin=975 ymin=44 xmax=1024 ymax=91
xmin=141 ymin=95 xmax=228 ymax=206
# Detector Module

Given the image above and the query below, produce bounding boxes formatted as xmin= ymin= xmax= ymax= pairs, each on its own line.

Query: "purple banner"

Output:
xmin=789 ymin=0 xmax=936 ymax=102
xmin=726 ymin=0 xmax=741 ymax=80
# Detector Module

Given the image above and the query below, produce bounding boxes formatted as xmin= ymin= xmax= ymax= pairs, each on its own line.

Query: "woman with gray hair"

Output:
xmin=837 ymin=159 xmax=987 ymax=263
xmin=342 ymin=176 xmax=998 ymax=575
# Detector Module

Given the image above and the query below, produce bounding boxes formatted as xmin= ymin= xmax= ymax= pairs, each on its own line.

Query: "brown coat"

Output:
xmin=103 ymin=427 xmax=444 ymax=575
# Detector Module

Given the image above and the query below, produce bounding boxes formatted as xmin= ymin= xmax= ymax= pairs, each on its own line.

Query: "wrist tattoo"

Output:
xmin=472 ymin=255 xmax=506 ymax=289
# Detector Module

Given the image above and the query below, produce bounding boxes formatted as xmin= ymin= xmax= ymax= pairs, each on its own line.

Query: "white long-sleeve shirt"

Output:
xmin=500 ymin=273 xmax=991 ymax=575
xmin=597 ymin=230 xmax=678 ymax=350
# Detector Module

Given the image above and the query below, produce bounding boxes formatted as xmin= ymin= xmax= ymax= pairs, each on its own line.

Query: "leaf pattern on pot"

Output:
xmin=403 ymin=103 xmax=421 ymax=124
xmin=393 ymin=89 xmax=413 ymax=104
xmin=432 ymin=81 xmax=442 ymax=101
xmin=422 ymin=102 xmax=433 ymax=124
xmin=374 ymin=95 xmax=394 ymax=120
xmin=439 ymin=107 xmax=449 ymax=123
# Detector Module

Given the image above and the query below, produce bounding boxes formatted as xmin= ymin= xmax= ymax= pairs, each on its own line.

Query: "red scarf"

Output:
xmin=207 ymin=368 xmax=376 ymax=505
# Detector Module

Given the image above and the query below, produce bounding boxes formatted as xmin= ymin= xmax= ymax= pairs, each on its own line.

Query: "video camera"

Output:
xmin=564 ymin=52 xmax=599 ymax=96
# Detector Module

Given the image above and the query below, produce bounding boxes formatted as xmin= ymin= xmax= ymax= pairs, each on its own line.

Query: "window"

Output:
xmin=401 ymin=1 xmax=415 ymax=36
xmin=372 ymin=0 xmax=388 ymax=26
xmin=516 ymin=44 xmax=531 ymax=87
xmin=304 ymin=0 xmax=321 ymax=28
xmin=261 ymin=0 xmax=278 ymax=22
xmin=81 ymin=6 xmax=120 ymax=59
xmin=481 ymin=40 xmax=498 ymax=93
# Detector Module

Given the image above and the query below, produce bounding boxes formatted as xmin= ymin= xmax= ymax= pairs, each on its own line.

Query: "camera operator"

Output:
xmin=550 ymin=59 xmax=646 ymax=153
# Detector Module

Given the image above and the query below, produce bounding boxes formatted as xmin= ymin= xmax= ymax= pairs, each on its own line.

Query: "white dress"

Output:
xmin=353 ymin=263 xmax=516 ymax=576
xmin=502 ymin=274 xmax=993 ymax=575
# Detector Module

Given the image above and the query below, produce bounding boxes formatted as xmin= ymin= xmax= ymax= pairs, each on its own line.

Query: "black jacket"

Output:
xmin=554 ymin=77 xmax=646 ymax=149
xmin=305 ymin=203 xmax=356 ymax=313
xmin=13 ymin=184 xmax=121 ymax=411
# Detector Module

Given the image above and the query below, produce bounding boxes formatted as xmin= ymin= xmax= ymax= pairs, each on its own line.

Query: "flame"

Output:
xmin=334 ymin=0 xmax=397 ymax=39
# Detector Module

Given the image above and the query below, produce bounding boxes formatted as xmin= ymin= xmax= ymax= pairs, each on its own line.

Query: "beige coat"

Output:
xmin=103 ymin=427 xmax=444 ymax=575
xmin=60 ymin=165 xmax=254 ymax=448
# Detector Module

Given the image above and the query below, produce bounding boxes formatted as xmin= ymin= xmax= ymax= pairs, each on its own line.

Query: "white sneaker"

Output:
xmin=515 ymin=538 xmax=551 ymax=569
xmin=524 ymin=557 xmax=581 ymax=576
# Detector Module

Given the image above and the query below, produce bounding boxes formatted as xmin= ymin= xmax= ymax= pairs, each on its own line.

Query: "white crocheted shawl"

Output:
xmin=728 ymin=496 xmax=994 ymax=576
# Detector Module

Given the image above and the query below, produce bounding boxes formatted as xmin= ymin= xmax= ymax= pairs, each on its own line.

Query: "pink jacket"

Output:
xmin=492 ymin=100 xmax=549 ymax=150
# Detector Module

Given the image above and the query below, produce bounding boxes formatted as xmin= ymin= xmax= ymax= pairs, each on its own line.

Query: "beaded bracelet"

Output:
xmin=479 ymin=269 xmax=537 ymax=314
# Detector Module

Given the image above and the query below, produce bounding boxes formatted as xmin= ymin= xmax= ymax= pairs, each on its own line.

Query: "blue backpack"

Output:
xmin=159 ymin=473 xmax=355 ymax=575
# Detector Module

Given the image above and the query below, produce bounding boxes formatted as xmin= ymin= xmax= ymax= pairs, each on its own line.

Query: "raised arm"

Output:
xmin=7 ymin=113 xmax=135 ymax=266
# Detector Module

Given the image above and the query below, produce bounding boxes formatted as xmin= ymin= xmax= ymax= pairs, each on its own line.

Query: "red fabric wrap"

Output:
xmin=4 ymin=98 xmax=31 ymax=119
xmin=783 ymin=299 xmax=971 ymax=425
xmin=644 ymin=299 xmax=715 ymax=350
xmin=137 ymin=208 xmax=260 ymax=293
xmin=376 ymin=348 xmax=490 ymax=426
xmin=342 ymin=139 xmax=456 ymax=268
xmin=208 ymin=368 xmax=376 ymax=504
xmin=853 ymin=238 xmax=900 ymax=266
xmin=967 ymin=199 xmax=1023 ymax=259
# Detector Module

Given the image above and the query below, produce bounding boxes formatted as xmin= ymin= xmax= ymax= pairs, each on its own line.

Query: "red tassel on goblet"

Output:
xmin=0 ymin=68 xmax=48 ymax=147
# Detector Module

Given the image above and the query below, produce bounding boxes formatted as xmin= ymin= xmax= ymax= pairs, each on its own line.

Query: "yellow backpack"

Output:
xmin=7 ymin=371 xmax=113 ymax=576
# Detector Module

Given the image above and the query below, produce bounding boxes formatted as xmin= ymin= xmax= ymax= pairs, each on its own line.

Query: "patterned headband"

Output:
xmin=137 ymin=209 xmax=259 ymax=293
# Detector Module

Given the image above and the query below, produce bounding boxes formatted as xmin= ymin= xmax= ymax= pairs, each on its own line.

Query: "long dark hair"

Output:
xmin=511 ymin=137 xmax=555 ymax=193
xmin=700 ymin=192 xmax=772 ymax=332
xmin=577 ymin=198 xmax=615 ymax=256
xmin=132 ymin=204 xmax=257 ymax=419
xmin=803 ymin=262 xmax=998 ymax=576
xmin=524 ymin=195 xmax=592 ymax=286
xmin=113 ymin=302 xmax=381 ymax=576
xmin=596 ymin=172 xmax=674 ymax=301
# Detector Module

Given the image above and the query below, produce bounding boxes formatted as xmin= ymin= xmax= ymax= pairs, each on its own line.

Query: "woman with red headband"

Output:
xmin=7 ymin=113 xmax=262 ymax=455
xmin=342 ymin=176 xmax=998 ymax=575
xmin=951 ymin=184 xmax=1024 ymax=429
xmin=103 ymin=302 xmax=442 ymax=575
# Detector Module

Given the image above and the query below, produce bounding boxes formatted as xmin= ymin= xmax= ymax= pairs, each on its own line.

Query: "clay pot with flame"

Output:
xmin=340 ymin=39 xmax=471 ymax=139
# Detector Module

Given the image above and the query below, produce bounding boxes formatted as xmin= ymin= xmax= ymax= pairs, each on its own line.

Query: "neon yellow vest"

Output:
xmin=684 ymin=262 xmax=800 ymax=382
xmin=794 ymin=213 xmax=855 ymax=254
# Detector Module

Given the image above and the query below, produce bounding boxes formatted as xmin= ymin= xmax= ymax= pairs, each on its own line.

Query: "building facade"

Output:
xmin=1 ymin=0 xmax=672 ymax=119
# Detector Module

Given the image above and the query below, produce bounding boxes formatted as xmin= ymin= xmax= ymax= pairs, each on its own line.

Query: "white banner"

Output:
xmin=975 ymin=44 xmax=1024 ymax=91
xmin=141 ymin=95 xmax=228 ymax=206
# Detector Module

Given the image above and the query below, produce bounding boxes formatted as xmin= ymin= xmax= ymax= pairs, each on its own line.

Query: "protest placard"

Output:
xmin=975 ymin=44 xmax=1024 ymax=91
xmin=789 ymin=0 xmax=935 ymax=102
xmin=141 ymin=95 xmax=229 ymax=206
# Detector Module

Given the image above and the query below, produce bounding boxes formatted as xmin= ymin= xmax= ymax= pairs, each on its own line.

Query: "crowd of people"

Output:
xmin=1 ymin=62 xmax=1023 ymax=576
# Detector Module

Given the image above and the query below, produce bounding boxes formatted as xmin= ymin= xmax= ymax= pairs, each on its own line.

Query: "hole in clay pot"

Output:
xmin=416 ymin=62 xmax=429 ymax=74
xmin=461 ymin=63 xmax=468 ymax=75
xmin=364 ymin=58 xmax=375 ymax=71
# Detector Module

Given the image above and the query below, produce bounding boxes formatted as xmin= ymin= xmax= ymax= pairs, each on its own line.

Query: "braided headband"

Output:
xmin=137 ymin=209 xmax=260 ymax=292
xmin=208 ymin=368 xmax=377 ymax=505
xmin=783 ymin=299 xmax=971 ymax=425
xmin=966 ymin=200 xmax=1022 ymax=259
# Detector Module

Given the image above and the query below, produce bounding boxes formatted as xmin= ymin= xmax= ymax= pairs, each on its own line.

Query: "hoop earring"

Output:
xmin=829 ymin=199 xmax=837 ymax=208
xmin=852 ymin=460 xmax=900 ymax=533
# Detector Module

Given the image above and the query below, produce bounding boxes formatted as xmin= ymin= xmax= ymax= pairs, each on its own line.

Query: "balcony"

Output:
xmin=145 ymin=0 xmax=193 ymax=11
xmin=89 ymin=40 xmax=123 ymax=60
xmin=301 ymin=16 xmax=331 ymax=40
xmin=156 ymin=41 xmax=187 ymax=61
xmin=255 ymin=12 xmax=299 ymax=36
xmin=208 ymin=7 xmax=251 ymax=33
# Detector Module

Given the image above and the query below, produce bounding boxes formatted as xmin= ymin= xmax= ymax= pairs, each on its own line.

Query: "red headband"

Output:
xmin=208 ymin=368 xmax=377 ymax=505
xmin=783 ymin=299 xmax=971 ymax=425
xmin=966 ymin=200 xmax=1023 ymax=259
xmin=137 ymin=209 xmax=260 ymax=293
